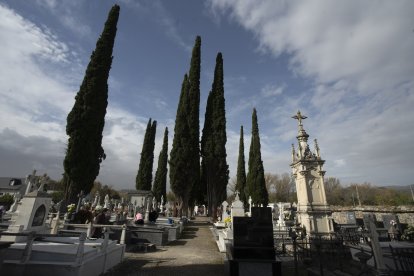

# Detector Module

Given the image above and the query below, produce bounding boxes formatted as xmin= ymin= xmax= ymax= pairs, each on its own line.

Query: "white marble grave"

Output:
xmin=231 ymin=192 xmax=245 ymax=220
xmin=2 ymin=190 xmax=52 ymax=242
xmin=1 ymin=176 xmax=125 ymax=275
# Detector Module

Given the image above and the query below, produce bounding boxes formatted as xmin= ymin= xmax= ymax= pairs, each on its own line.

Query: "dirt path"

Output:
xmin=104 ymin=216 xmax=227 ymax=276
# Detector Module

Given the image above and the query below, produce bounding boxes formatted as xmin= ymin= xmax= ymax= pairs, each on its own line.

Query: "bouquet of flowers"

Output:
xmin=224 ymin=217 xmax=232 ymax=228
xmin=390 ymin=220 xmax=397 ymax=226
xmin=67 ymin=203 xmax=76 ymax=213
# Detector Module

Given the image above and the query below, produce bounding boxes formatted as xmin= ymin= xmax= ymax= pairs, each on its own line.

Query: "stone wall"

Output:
xmin=331 ymin=205 xmax=414 ymax=225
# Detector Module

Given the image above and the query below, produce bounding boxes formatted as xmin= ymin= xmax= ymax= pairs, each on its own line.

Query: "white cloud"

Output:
xmin=208 ymin=0 xmax=414 ymax=186
xmin=0 ymin=4 xmax=156 ymax=190
xmin=261 ymin=83 xmax=285 ymax=98
xmin=0 ymin=4 xmax=73 ymax=139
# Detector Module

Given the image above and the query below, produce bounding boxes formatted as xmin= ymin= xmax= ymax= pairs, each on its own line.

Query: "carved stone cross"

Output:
xmin=292 ymin=110 xmax=307 ymax=126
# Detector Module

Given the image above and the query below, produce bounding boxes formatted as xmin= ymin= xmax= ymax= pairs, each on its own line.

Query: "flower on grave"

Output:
xmin=390 ymin=220 xmax=397 ymax=226
xmin=224 ymin=217 xmax=231 ymax=224
xmin=67 ymin=203 xmax=76 ymax=213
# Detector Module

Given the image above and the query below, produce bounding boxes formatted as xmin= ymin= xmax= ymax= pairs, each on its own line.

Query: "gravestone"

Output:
xmin=363 ymin=213 xmax=377 ymax=230
xmin=335 ymin=212 xmax=357 ymax=225
xmin=2 ymin=190 xmax=52 ymax=242
xmin=231 ymin=192 xmax=245 ymax=220
xmin=228 ymin=207 xmax=280 ymax=276
xmin=276 ymin=202 xmax=287 ymax=228
xmin=346 ymin=212 xmax=357 ymax=225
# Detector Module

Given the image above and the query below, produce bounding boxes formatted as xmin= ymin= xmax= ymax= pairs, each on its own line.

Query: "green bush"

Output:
xmin=0 ymin=193 xmax=14 ymax=209
xmin=401 ymin=225 xmax=414 ymax=241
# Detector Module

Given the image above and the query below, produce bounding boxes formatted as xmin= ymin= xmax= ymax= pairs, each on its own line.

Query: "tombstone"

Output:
xmin=231 ymin=192 xmax=245 ymax=221
xmin=24 ymin=170 xmax=38 ymax=195
xmin=92 ymin=191 xmax=99 ymax=208
xmin=276 ymin=202 xmax=286 ymax=227
xmin=160 ymin=195 xmax=165 ymax=213
xmin=144 ymin=199 xmax=150 ymax=223
xmin=346 ymin=212 xmax=357 ymax=225
xmin=9 ymin=192 xmax=22 ymax=212
xmin=2 ymin=189 xmax=52 ymax=242
xmin=363 ymin=213 xmax=377 ymax=231
xmin=104 ymin=194 xmax=110 ymax=209
xmin=228 ymin=207 xmax=280 ymax=276
xmin=248 ymin=196 xmax=252 ymax=217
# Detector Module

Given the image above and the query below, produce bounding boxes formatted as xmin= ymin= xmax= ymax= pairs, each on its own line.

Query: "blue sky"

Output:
xmin=0 ymin=0 xmax=413 ymax=190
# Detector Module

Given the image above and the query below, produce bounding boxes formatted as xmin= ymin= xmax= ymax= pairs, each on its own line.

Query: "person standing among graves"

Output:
xmin=135 ymin=211 xmax=144 ymax=225
xmin=149 ymin=209 xmax=158 ymax=223
xmin=92 ymin=207 xmax=107 ymax=238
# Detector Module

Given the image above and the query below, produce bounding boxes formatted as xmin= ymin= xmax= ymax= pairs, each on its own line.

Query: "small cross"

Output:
xmin=292 ymin=110 xmax=307 ymax=126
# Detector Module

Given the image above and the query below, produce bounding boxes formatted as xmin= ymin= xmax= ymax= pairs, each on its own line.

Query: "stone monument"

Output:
xmin=2 ymin=188 xmax=52 ymax=242
xmin=103 ymin=194 xmax=110 ymax=209
xmin=290 ymin=111 xmax=333 ymax=235
xmin=231 ymin=192 xmax=245 ymax=220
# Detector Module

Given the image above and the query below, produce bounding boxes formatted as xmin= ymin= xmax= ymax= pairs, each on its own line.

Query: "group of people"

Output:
xmin=71 ymin=204 xmax=129 ymax=238
xmin=134 ymin=209 xmax=159 ymax=225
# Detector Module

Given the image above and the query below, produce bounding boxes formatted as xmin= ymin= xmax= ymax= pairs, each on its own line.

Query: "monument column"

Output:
xmin=290 ymin=111 xmax=333 ymax=236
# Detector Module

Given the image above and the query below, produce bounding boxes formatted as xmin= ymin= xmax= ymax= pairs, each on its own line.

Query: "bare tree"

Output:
xmin=265 ymin=173 xmax=294 ymax=203
xmin=227 ymin=177 xmax=237 ymax=202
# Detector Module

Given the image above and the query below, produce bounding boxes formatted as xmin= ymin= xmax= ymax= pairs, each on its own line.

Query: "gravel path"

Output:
xmin=104 ymin=216 xmax=227 ymax=276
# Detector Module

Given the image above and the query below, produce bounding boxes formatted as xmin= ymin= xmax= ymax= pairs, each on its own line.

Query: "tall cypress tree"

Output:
xmin=170 ymin=37 xmax=201 ymax=217
xmin=153 ymin=127 xmax=168 ymax=203
xmin=245 ymin=108 xmax=268 ymax=206
xmin=236 ymin=125 xmax=247 ymax=205
xmin=201 ymin=52 xmax=228 ymax=219
xmin=187 ymin=36 xmax=201 ymax=212
xmin=136 ymin=118 xmax=157 ymax=191
xmin=63 ymin=5 xmax=119 ymax=203
xmin=170 ymin=74 xmax=191 ymax=216
xmin=201 ymin=90 xmax=214 ymax=213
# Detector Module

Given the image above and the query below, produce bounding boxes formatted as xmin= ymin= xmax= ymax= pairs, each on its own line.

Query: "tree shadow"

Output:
xmin=167 ymin=240 xmax=188 ymax=246
xmin=104 ymin=261 xmax=227 ymax=276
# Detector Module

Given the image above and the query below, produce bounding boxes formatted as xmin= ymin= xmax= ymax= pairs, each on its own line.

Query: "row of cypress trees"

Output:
xmin=235 ymin=110 xmax=269 ymax=208
xmin=62 ymin=4 xmax=268 ymax=210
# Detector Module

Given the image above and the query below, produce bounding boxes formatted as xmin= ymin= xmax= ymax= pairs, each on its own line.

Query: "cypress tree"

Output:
xmin=136 ymin=118 xmax=157 ymax=191
xmin=201 ymin=90 xmax=214 ymax=213
xmin=170 ymin=37 xmax=201 ymax=217
xmin=187 ymin=36 xmax=201 ymax=213
xmin=153 ymin=127 xmax=168 ymax=203
xmin=170 ymin=74 xmax=191 ymax=216
xmin=236 ymin=125 xmax=247 ymax=205
xmin=63 ymin=5 xmax=119 ymax=203
xmin=201 ymin=52 xmax=228 ymax=219
xmin=245 ymin=108 xmax=268 ymax=206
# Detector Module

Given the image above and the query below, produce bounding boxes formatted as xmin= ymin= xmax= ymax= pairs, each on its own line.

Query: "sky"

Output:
xmin=0 ymin=0 xmax=413 ymax=191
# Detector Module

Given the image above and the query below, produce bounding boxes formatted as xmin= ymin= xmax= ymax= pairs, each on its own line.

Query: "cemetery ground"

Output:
xmin=103 ymin=216 xmax=227 ymax=276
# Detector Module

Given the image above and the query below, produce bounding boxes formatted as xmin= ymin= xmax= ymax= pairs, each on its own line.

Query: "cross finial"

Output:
xmin=292 ymin=110 xmax=307 ymax=126
xmin=235 ymin=190 xmax=240 ymax=201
